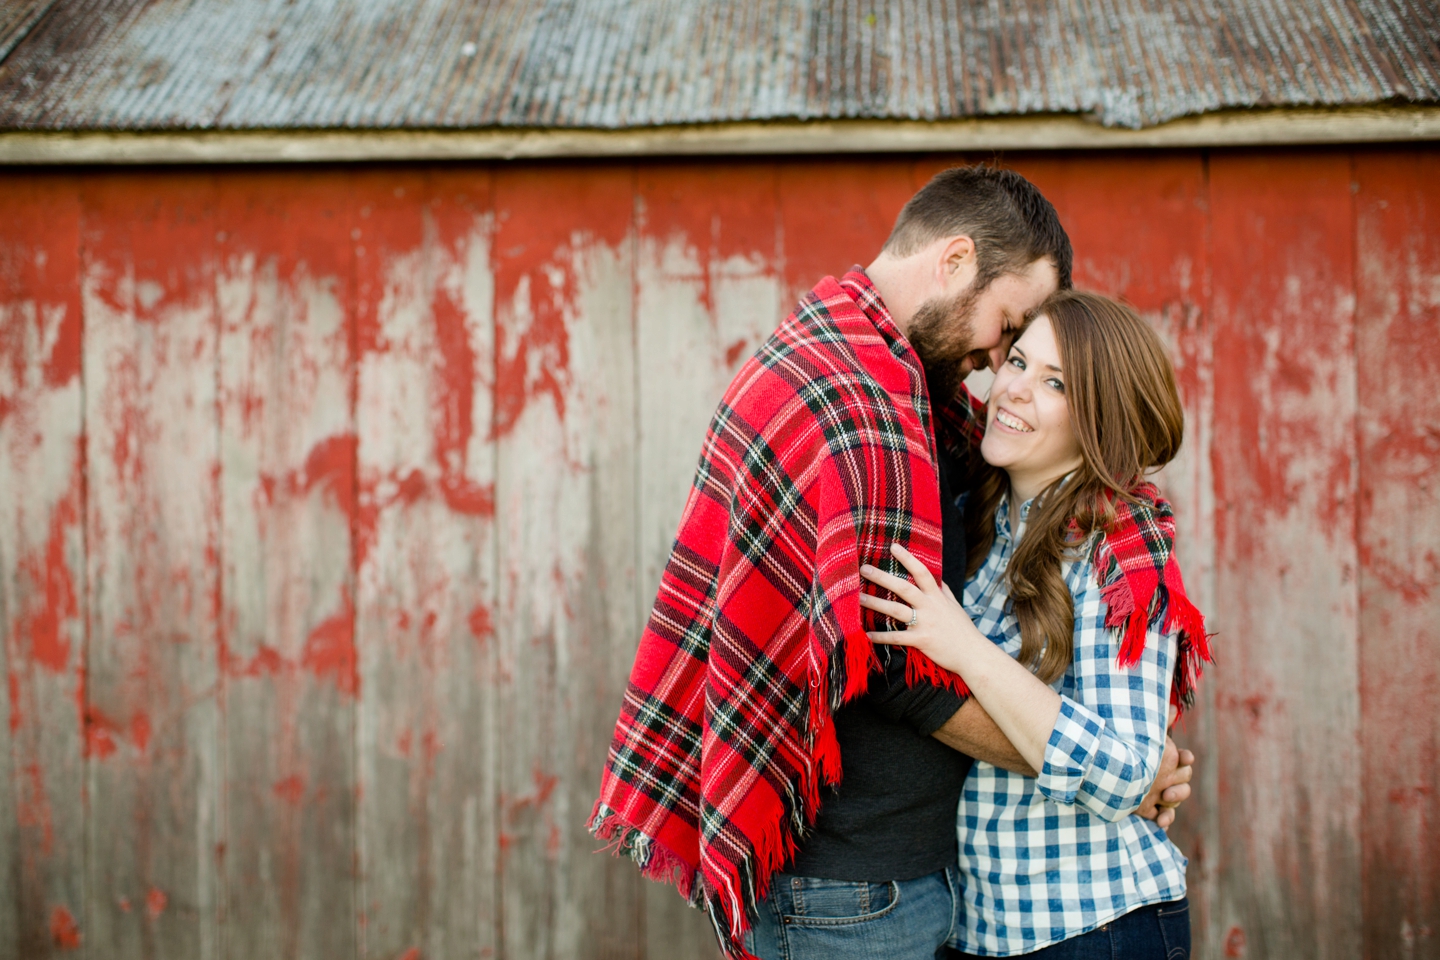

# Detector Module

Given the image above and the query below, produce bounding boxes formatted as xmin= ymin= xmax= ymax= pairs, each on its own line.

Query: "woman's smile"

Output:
xmin=993 ymin=407 xmax=1033 ymax=433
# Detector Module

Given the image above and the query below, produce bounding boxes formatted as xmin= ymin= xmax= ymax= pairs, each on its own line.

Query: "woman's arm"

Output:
xmin=861 ymin=543 xmax=1174 ymax=821
xmin=859 ymin=543 xmax=1062 ymax=775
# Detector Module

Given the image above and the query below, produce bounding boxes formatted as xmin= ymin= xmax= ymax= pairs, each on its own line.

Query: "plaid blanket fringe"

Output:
xmin=1091 ymin=487 xmax=1213 ymax=713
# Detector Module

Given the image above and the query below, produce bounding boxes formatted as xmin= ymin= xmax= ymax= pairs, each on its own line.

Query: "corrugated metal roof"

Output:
xmin=1 ymin=0 xmax=1437 ymax=132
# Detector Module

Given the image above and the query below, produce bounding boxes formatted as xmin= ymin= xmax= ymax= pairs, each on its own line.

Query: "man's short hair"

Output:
xmin=883 ymin=165 xmax=1074 ymax=291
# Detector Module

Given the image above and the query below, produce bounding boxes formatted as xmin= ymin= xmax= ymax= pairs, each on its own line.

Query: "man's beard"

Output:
xmin=906 ymin=284 xmax=982 ymax=407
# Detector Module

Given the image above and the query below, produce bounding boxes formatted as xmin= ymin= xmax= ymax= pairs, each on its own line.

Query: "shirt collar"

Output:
xmin=994 ymin=493 xmax=1037 ymax=541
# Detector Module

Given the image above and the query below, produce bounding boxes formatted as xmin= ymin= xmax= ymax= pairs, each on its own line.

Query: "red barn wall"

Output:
xmin=0 ymin=148 xmax=1435 ymax=960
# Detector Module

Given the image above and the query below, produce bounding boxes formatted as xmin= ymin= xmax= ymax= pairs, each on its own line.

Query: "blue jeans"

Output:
xmin=948 ymin=897 xmax=1190 ymax=960
xmin=744 ymin=866 xmax=961 ymax=960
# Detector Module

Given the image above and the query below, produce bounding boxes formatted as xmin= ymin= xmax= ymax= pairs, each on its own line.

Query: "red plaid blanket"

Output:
xmin=588 ymin=269 xmax=964 ymax=956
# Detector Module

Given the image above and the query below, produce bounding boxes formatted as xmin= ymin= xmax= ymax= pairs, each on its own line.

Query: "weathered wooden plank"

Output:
xmin=1208 ymin=151 xmax=1361 ymax=960
xmin=634 ymin=162 xmax=786 ymax=960
xmin=0 ymin=172 xmax=87 ymax=958
xmin=1354 ymin=148 xmax=1440 ymax=960
xmin=353 ymin=168 xmax=499 ymax=960
xmin=1011 ymin=152 xmax=1222 ymax=949
xmin=490 ymin=163 xmax=640 ymax=960
xmin=214 ymin=171 xmax=358 ymax=959
xmin=80 ymin=172 xmax=223 ymax=959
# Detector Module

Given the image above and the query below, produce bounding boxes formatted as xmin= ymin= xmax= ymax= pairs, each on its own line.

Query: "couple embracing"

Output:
xmin=590 ymin=166 xmax=1212 ymax=960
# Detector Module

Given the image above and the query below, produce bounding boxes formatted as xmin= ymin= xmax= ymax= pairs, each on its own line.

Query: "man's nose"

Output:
xmin=986 ymin=344 xmax=1008 ymax=373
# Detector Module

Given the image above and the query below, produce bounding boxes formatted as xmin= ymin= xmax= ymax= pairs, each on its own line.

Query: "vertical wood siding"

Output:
xmin=0 ymin=149 xmax=1435 ymax=960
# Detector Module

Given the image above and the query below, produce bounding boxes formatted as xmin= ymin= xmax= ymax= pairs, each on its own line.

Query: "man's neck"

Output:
xmin=863 ymin=254 xmax=919 ymax=337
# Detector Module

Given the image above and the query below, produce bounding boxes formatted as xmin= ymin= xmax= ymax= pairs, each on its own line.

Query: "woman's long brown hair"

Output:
xmin=961 ymin=291 xmax=1186 ymax=683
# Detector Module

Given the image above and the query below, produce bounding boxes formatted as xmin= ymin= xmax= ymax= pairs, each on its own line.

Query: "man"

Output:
xmin=590 ymin=166 xmax=1193 ymax=960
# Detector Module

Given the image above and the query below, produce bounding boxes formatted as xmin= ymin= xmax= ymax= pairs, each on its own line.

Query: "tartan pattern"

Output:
xmin=590 ymin=269 xmax=964 ymax=958
xmin=955 ymin=496 xmax=1189 ymax=956
xmin=1091 ymin=486 xmax=1212 ymax=713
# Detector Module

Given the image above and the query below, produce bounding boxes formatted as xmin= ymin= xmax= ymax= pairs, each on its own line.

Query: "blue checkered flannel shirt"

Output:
xmin=953 ymin=496 xmax=1187 ymax=956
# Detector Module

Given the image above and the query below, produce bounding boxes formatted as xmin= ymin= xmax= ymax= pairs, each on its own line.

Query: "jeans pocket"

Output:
xmin=785 ymin=877 xmax=900 ymax=927
xmin=1155 ymin=899 xmax=1191 ymax=960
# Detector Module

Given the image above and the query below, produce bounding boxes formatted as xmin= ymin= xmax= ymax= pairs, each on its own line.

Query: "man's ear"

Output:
xmin=938 ymin=235 xmax=978 ymax=289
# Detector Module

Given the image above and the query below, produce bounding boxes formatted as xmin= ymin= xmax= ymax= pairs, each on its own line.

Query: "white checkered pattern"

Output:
xmin=953 ymin=497 xmax=1187 ymax=956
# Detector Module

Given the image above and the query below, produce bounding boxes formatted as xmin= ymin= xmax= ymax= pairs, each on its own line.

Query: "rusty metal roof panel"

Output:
xmin=1 ymin=0 xmax=1436 ymax=131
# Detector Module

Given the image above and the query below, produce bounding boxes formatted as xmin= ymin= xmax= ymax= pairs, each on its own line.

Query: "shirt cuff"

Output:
xmin=1036 ymin=697 xmax=1105 ymax=806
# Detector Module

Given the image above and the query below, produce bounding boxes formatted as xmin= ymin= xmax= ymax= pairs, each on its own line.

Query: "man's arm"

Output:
xmin=931 ymin=698 xmax=1035 ymax=775
xmin=931 ymin=699 xmax=1195 ymax=827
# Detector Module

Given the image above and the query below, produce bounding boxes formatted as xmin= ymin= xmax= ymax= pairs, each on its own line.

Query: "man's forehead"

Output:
xmin=994 ymin=259 xmax=1060 ymax=306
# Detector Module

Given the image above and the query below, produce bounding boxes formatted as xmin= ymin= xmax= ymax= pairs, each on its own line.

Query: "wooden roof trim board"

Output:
xmin=2 ymin=105 xmax=1437 ymax=164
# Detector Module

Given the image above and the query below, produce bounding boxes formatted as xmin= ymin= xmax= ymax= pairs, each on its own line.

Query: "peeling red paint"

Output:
xmin=118 ymin=896 xmax=132 ymax=913
xmin=532 ymin=769 xmax=558 ymax=807
xmin=300 ymin=433 xmax=357 ymax=516
xmin=440 ymin=476 xmax=494 ymax=517
xmin=398 ymin=948 xmax=421 ymax=960
xmin=129 ymin=712 xmax=151 ymax=754
xmin=274 ymin=774 xmax=306 ymax=806
xmin=240 ymin=644 xmax=284 ymax=677
xmin=723 ymin=338 xmax=751 ymax=368
xmin=301 ymin=588 xmax=358 ymax=696
xmin=431 ymin=280 xmax=479 ymax=480
xmin=0 ymin=317 xmax=23 ymax=426
xmin=83 ymin=708 xmax=120 ymax=759
xmin=492 ymin=167 xmax=634 ymax=439
xmin=355 ymin=467 xmax=494 ymax=568
xmin=777 ymin=160 xmax=917 ymax=301
xmin=146 ymin=886 xmax=168 ymax=920
xmin=1387 ymin=785 xmax=1433 ymax=808
xmin=1223 ymin=926 xmax=1247 ymax=957
xmin=467 ymin=603 xmax=494 ymax=642
xmin=17 ymin=761 xmax=54 ymax=854
xmin=49 ymin=905 xmax=81 ymax=949
xmin=18 ymin=455 xmax=81 ymax=673
xmin=43 ymin=304 xmax=82 ymax=388
xmin=81 ymin=705 xmax=150 ymax=759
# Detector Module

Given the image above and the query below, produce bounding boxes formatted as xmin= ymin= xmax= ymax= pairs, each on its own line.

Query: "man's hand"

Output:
xmin=1137 ymin=736 xmax=1194 ymax=830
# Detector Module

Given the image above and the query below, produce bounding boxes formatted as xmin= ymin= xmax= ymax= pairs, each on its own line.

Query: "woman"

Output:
xmin=858 ymin=291 xmax=1211 ymax=959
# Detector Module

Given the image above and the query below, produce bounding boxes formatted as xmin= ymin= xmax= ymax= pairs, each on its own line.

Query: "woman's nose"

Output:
xmin=1003 ymin=371 xmax=1033 ymax=401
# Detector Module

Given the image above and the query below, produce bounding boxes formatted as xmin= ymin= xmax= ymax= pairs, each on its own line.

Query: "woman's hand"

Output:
xmin=858 ymin=543 xmax=983 ymax=676
xmin=860 ymin=541 xmax=1061 ymax=775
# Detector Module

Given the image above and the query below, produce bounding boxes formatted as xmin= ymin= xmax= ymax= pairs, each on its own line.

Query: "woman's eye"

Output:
xmin=1046 ymin=377 xmax=1065 ymax=393
xmin=1008 ymin=356 xmax=1025 ymax=370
